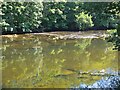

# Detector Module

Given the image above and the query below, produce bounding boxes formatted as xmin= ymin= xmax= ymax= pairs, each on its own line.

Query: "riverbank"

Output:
xmin=1 ymin=30 xmax=110 ymax=40
xmin=2 ymin=26 xmax=116 ymax=35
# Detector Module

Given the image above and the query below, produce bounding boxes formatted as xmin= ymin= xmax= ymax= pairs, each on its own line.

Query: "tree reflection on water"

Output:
xmin=2 ymin=33 xmax=119 ymax=88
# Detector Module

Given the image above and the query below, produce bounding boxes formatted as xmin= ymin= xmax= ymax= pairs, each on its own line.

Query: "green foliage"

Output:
xmin=107 ymin=29 xmax=116 ymax=35
xmin=42 ymin=2 xmax=93 ymax=31
xmin=105 ymin=2 xmax=120 ymax=51
xmin=42 ymin=2 xmax=68 ymax=30
xmin=63 ymin=2 xmax=79 ymax=30
xmin=107 ymin=25 xmax=120 ymax=51
xmin=2 ymin=2 xmax=43 ymax=33
xmin=76 ymin=12 xmax=94 ymax=30
xmin=82 ymin=2 xmax=120 ymax=28
xmin=1 ymin=2 xmax=120 ymax=34
xmin=41 ymin=2 xmax=82 ymax=30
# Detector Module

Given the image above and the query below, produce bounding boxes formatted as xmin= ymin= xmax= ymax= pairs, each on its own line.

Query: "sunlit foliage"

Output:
xmin=2 ymin=2 xmax=43 ymax=33
xmin=2 ymin=2 xmax=119 ymax=34
xmin=76 ymin=12 xmax=94 ymax=30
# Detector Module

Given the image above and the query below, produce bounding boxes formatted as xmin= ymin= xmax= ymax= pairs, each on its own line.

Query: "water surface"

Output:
xmin=2 ymin=31 xmax=118 ymax=88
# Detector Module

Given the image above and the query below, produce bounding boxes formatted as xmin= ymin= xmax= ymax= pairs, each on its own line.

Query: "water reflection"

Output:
xmin=2 ymin=34 xmax=118 ymax=88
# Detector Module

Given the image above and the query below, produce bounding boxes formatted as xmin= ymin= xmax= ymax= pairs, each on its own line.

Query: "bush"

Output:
xmin=75 ymin=12 xmax=94 ymax=30
xmin=2 ymin=2 xmax=43 ymax=34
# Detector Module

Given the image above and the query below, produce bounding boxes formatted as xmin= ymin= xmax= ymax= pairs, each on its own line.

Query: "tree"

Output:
xmin=41 ymin=2 xmax=68 ymax=31
xmin=105 ymin=2 xmax=120 ymax=51
xmin=2 ymin=2 xmax=43 ymax=34
xmin=82 ymin=2 xmax=120 ymax=28
xmin=41 ymin=2 xmax=93 ymax=31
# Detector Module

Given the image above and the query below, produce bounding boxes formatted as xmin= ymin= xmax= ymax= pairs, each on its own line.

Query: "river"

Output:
xmin=1 ymin=31 xmax=119 ymax=88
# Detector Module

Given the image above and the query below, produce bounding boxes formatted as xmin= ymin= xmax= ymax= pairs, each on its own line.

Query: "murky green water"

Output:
xmin=2 ymin=31 xmax=118 ymax=88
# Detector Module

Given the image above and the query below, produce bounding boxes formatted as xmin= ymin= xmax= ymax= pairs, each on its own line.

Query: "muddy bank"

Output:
xmin=1 ymin=31 xmax=109 ymax=39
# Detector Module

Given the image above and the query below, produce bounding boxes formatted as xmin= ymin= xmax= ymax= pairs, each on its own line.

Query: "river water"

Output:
xmin=1 ymin=31 xmax=119 ymax=88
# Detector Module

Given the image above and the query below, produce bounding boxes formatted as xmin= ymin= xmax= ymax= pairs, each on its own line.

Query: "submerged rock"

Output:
xmin=72 ymin=76 xmax=120 ymax=89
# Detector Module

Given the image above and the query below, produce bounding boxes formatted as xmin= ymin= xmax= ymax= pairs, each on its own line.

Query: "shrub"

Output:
xmin=75 ymin=12 xmax=94 ymax=30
